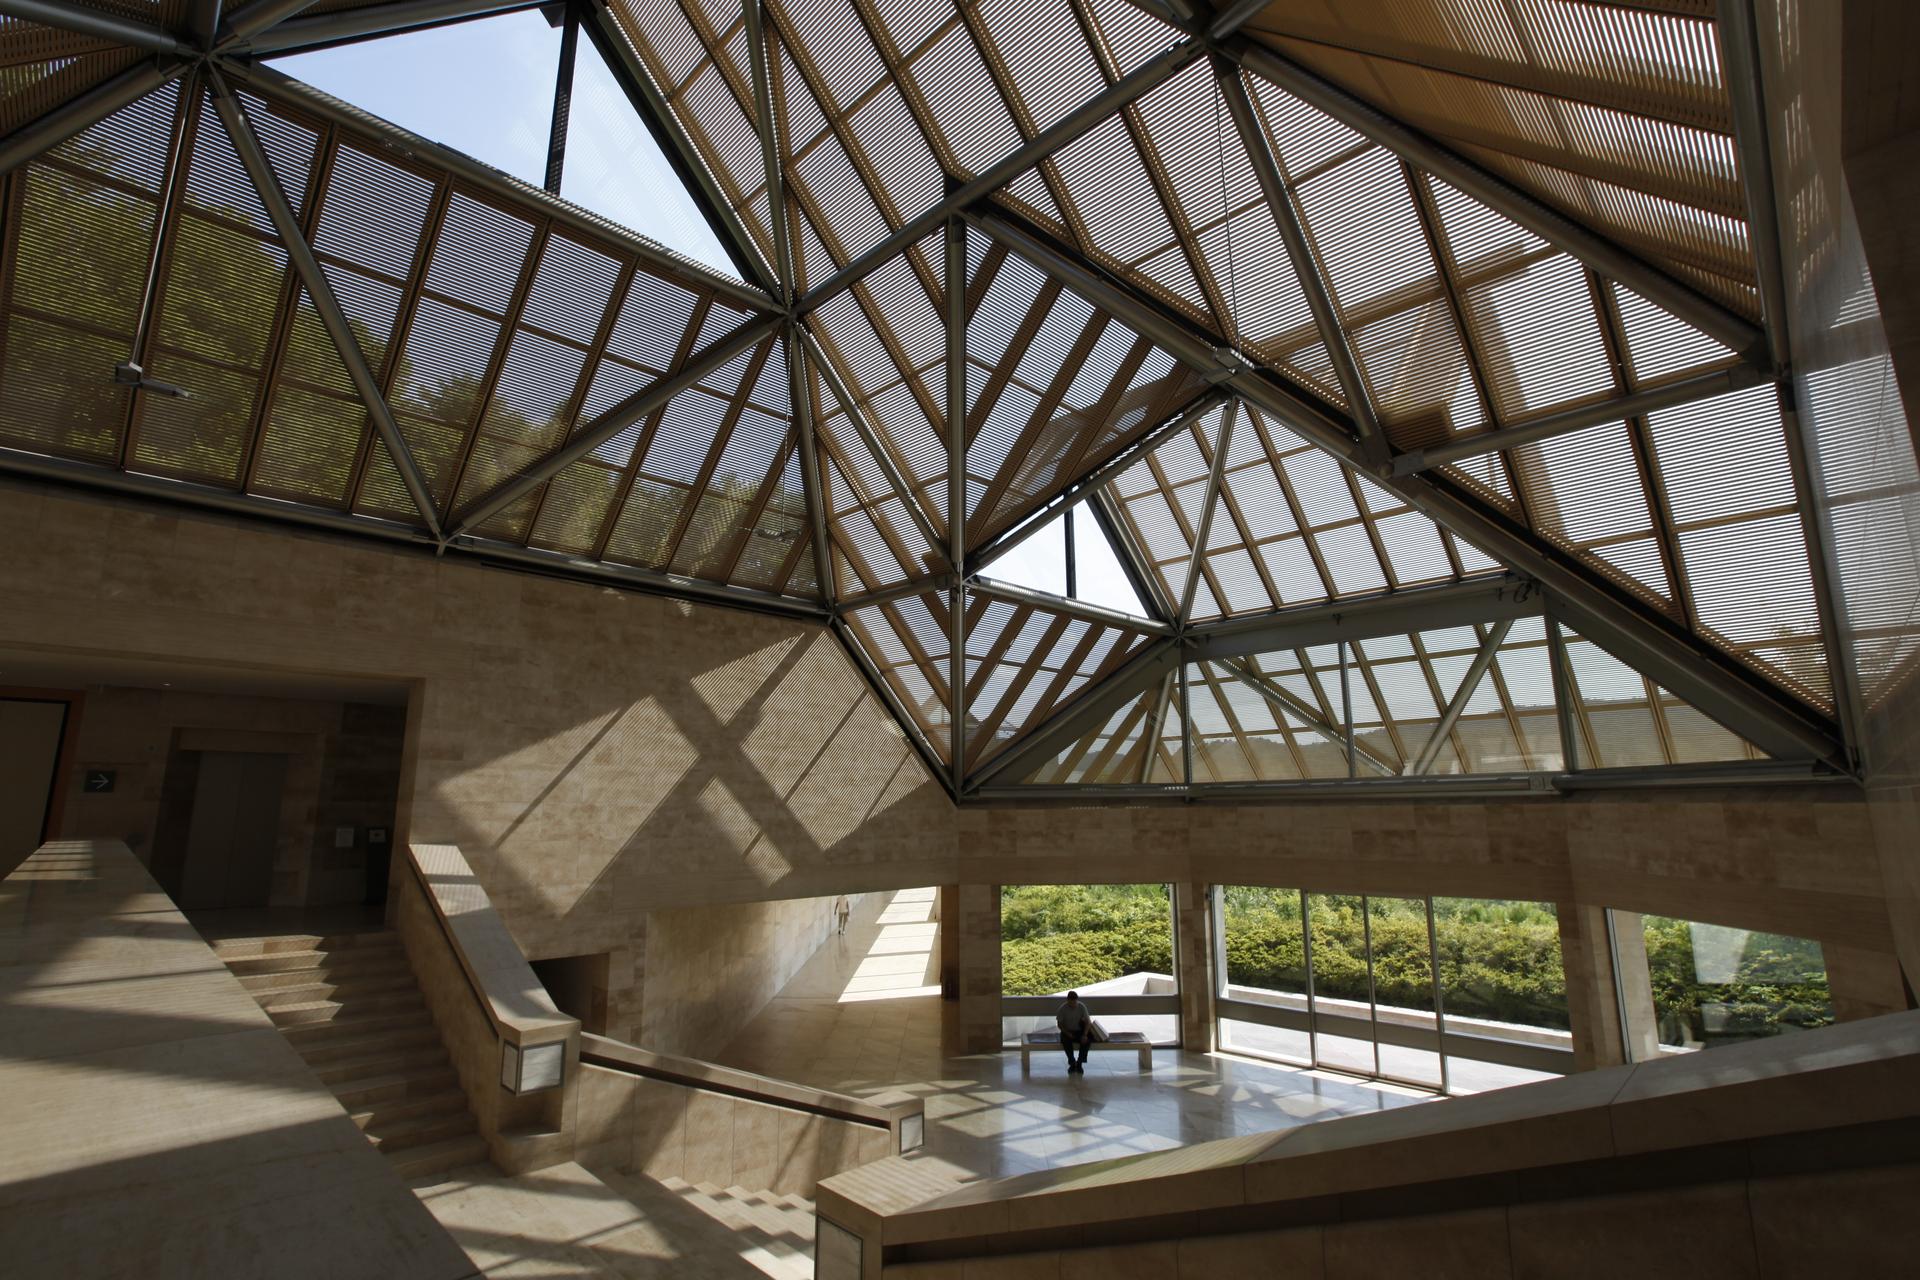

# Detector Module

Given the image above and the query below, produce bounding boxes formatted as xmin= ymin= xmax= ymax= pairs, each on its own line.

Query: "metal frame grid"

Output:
xmin=0 ymin=0 xmax=1859 ymax=802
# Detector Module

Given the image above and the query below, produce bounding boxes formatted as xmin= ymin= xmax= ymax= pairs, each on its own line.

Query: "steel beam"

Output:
xmin=967 ymin=388 xmax=1229 ymax=576
xmin=1177 ymin=399 xmax=1233 ymax=624
xmin=1223 ymin=657 xmax=1399 ymax=776
xmin=1547 ymin=615 xmax=1581 ymax=770
xmin=1188 ymin=577 xmax=1540 ymax=661
xmin=448 ymin=313 xmax=782 ymax=536
xmin=786 ymin=324 xmax=837 ymax=603
xmin=798 ymin=326 xmax=946 ymax=567
xmin=1093 ymin=487 xmax=1176 ymax=623
xmin=0 ymin=0 xmax=194 ymax=53
xmin=218 ymin=0 xmax=320 ymax=46
xmin=210 ymin=74 xmax=446 ymax=539
xmin=0 ymin=56 xmax=190 ymax=177
xmin=1407 ymin=618 xmax=1512 ymax=775
xmin=1217 ymin=60 xmax=1386 ymax=467
xmin=968 ymin=207 xmax=1842 ymax=765
xmin=795 ymin=37 xmax=1206 ymax=315
xmin=1390 ymin=363 xmax=1770 ymax=475
xmin=1207 ymin=0 xmax=1270 ymax=40
xmin=830 ymin=617 xmax=953 ymax=799
xmin=972 ymin=759 xmax=1848 ymax=803
xmin=946 ymin=215 xmax=968 ymax=782
xmin=968 ymin=577 xmax=1173 ymax=636
xmin=742 ymin=0 xmax=791 ymax=304
xmin=1227 ymin=40 xmax=1766 ymax=361
xmin=218 ymin=60 xmax=777 ymax=313
xmin=231 ymin=0 xmax=539 ymax=53
xmin=837 ymin=574 xmax=953 ymax=615
xmin=573 ymin=4 xmax=777 ymax=297
xmin=1717 ymin=0 xmax=1862 ymax=768
xmin=0 ymin=445 xmax=832 ymax=619
xmin=191 ymin=0 xmax=223 ymax=49
xmin=968 ymin=636 xmax=1183 ymax=791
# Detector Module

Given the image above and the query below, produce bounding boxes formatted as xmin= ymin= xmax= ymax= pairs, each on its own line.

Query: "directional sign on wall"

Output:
xmin=83 ymin=770 xmax=115 ymax=794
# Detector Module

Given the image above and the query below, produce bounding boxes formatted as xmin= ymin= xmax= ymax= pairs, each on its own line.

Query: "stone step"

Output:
xmin=249 ymin=972 xmax=420 ymax=1010
xmin=309 ymin=1043 xmax=449 ymax=1086
xmin=211 ymin=931 xmax=400 ymax=960
xmin=331 ymin=1065 xmax=459 ymax=1111
xmin=294 ymin=1024 xmax=443 ymax=1067
xmin=231 ymin=950 xmax=414 ymax=984
xmin=280 ymin=1008 xmax=432 ymax=1047
xmin=365 ymin=1103 xmax=477 ymax=1153
xmin=350 ymin=1090 xmax=469 ymax=1133
xmin=267 ymin=990 xmax=426 ymax=1027
xmin=389 ymin=1134 xmax=490 ymax=1182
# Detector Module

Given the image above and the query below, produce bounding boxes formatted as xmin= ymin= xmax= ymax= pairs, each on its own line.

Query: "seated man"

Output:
xmin=1055 ymin=990 xmax=1093 ymax=1074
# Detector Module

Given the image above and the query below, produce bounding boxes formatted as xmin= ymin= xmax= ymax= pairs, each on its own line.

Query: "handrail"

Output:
xmin=579 ymin=1033 xmax=910 ymax=1131
xmin=402 ymin=843 xmax=575 ymax=1048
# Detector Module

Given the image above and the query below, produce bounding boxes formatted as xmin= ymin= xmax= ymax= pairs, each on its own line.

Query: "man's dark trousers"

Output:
xmin=1063 ymin=1033 xmax=1090 ymax=1068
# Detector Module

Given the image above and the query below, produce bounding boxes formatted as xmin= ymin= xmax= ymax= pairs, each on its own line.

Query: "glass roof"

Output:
xmin=0 ymin=0 xmax=1851 ymax=797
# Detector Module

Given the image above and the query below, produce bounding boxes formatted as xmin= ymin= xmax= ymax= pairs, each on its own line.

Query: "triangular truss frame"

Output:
xmin=0 ymin=0 xmax=1857 ymax=801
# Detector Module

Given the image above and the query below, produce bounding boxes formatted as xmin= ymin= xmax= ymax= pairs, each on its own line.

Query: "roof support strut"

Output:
xmin=0 ymin=0 xmax=193 ymax=53
xmin=967 ymin=208 xmax=1841 ymax=766
xmin=946 ymin=214 xmax=968 ymax=782
xmin=1223 ymin=658 xmax=1398 ymax=776
xmin=1216 ymin=59 xmax=1387 ymax=467
xmin=448 ymin=313 xmax=782 ymax=537
xmin=209 ymin=72 xmax=447 ymax=540
xmin=1407 ymin=618 xmax=1512 ymax=775
xmin=796 ymin=37 xmax=1207 ymax=316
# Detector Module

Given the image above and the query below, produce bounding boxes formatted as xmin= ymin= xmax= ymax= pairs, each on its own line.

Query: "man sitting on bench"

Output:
xmin=1056 ymin=990 xmax=1094 ymax=1074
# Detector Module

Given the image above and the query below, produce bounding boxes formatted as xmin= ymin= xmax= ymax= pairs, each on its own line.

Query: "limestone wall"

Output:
xmin=2 ymin=483 xmax=1911 ymax=1043
xmin=639 ymin=890 xmax=873 ymax=1056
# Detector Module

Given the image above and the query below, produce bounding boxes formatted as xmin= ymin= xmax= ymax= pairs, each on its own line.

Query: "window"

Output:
xmin=1000 ymin=883 xmax=1179 ymax=1046
xmin=1633 ymin=914 xmax=1832 ymax=1051
xmin=1216 ymin=886 xmax=1572 ymax=1092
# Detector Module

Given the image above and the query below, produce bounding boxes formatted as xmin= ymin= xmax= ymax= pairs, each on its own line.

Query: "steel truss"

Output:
xmin=0 ymin=0 xmax=1856 ymax=803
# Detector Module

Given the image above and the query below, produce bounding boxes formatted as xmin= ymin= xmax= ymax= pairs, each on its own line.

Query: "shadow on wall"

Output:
xmin=410 ymin=618 xmax=952 ymax=963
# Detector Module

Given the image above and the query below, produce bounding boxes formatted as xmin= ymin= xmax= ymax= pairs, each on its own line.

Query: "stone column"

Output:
xmin=1558 ymin=903 xmax=1628 ymax=1070
xmin=1825 ymin=942 xmax=1911 ymax=1022
xmin=1175 ymin=883 xmax=1216 ymax=1052
xmin=1608 ymin=910 xmax=1662 ymax=1061
xmin=948 ymin=883 xmax=1002 ymax=1055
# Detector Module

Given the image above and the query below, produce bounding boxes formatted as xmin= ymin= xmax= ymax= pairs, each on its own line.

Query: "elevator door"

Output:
xmin=0 ymin=699 xmax=67 ymax=875
xmin=178 ymin=751 xmax=287 ymax=910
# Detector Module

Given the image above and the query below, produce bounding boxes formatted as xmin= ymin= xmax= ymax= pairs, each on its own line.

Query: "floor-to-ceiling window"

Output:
xmin=1000 ymin=883 xmax=1180 ymax=1046
xmin=1215 ymin=887 xmax=1572 ymax=1092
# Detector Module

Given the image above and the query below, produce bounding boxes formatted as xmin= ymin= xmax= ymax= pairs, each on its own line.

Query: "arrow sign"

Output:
xmin=84 ymin=771 xmax=116 ymax=793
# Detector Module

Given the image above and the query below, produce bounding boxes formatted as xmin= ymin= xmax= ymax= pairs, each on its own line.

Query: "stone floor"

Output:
xmin=414 ymin=1161 xmax=813 ymax=1279
xmin=714 ymin=888 xmax=1429 ymax=1182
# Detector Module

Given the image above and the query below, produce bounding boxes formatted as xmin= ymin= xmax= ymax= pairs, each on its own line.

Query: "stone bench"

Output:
xmin=1019 ymin=1028 xmax=1153 ymax=1075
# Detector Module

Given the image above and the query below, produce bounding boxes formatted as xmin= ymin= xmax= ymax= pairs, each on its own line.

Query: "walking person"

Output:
xmin=834 ymin=894 xmax=851 ymax=936
xmin=1056 ymin=990 xmax=1093 ymax=1074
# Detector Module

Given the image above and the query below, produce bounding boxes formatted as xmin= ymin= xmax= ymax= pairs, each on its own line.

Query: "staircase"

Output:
xmin=212 ymin=927 xmax=488 ymax=1181
xmin=652 ymin=1175 xmax=818 ymax=1280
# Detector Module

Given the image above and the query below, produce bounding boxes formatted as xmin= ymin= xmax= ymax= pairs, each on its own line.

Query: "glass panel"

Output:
xmin=1306 ymin=892 xmax=1376 ymax=1076
xmin=1368 ymin=896 xmax=1442 ymax=1088
xmin=1434 ymin=898 xmax=1570 ymax=1093
xmin=1217 ymin=886 xmax=1311 ymax=1064
xmin=1000 ymin=883 xmax=1177 ymax=1045
xmin=1641 ymin=915 xmax=1833 ymax=1051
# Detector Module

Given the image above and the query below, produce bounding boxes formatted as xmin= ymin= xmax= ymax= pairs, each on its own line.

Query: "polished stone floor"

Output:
xmin=714 ymin=888 xmax=1428 ymax=1182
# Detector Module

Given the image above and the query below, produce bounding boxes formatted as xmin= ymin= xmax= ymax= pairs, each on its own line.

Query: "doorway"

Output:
xmin=0 ymin=697 xmax=71 ymax=875
xmin=176 ymin=751 xmax=289 ymax=910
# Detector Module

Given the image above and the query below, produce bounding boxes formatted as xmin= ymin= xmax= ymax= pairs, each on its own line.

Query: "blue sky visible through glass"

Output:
xmin=272 ymin=11 xmax=735 ymax=274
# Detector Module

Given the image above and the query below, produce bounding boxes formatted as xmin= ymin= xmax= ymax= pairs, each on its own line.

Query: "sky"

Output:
xmin=277 ymin=16 xmax=1147 ymax=619
xmin=276 ymin=11 xmax=735 ymax=273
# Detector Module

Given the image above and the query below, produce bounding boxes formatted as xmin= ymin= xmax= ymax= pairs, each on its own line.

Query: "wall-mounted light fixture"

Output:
xmin=500 ymin=1039 xmax=566 ymax=1094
